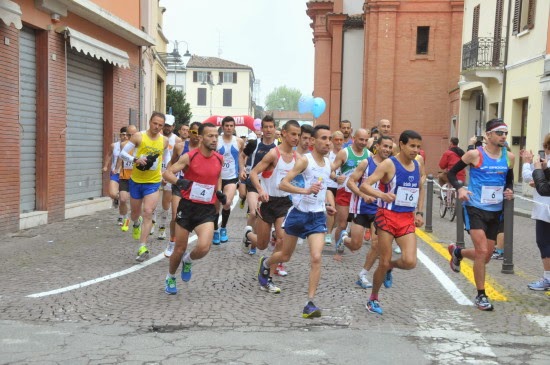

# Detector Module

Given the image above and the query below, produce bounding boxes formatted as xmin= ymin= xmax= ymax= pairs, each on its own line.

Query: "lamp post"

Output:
xmin=202 ymin=73 xmax=222 ymax=116
xmin=171 ymin=40 xmax=191 ymax=90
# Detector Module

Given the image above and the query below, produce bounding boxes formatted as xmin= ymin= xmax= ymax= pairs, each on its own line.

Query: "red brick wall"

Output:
xmin=0 ymin=23 xmax=21 ymax=233
xmin=113 ymin=64 xmax=140 ymax=131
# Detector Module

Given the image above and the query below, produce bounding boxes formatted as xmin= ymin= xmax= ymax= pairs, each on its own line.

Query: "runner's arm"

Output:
xmin=346 ymin=159 xmax=370 ymax=200
xmin=279 ymin=156 xmax=310 ymax=195
xmin=249 ymin=150 xmax=276 ymax=196
xmin=163 ymin=153 xmax=189 ymax=185
xmin=102 ymin=143 xmax=114 ymax=172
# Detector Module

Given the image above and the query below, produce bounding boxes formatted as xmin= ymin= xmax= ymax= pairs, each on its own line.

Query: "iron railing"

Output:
xmin=462 ymin=37 xmax=506 ymax=70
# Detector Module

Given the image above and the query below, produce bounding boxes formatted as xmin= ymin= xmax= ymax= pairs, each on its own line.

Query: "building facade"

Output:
xmin=306 ymin=0 xmax=464 ymax=174
xmin=185 ymin=56 xmax=255 ymax=123
xmin=0 ymin=0 xmax=154 ymax=234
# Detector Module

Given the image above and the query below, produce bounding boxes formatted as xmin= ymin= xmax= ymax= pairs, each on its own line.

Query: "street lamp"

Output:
xmin=171 ymin=40 xmax=191 ymax=90
xmin=202 ymin=73 xmax=222 ymax=116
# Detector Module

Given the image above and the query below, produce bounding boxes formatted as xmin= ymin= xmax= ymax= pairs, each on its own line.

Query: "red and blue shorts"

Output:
xmin=374 ymin=208 xmax=415 ymax=238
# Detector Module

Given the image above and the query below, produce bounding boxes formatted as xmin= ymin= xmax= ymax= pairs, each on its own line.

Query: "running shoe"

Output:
xmin=113 ymin=198 xmax=119 ymax=209
xmin=336 ymin=231 xmax=348 ymax=254
xmin=135 ymin=245 xmax=149 ymax=262
xmin=260 ymin=279 xmax=281 ymax=294
xmin=258 ymin=256 xmax=270 ymax=287
xmin=527 ymin=278 xmax=550 ymax=291
xmin=448 ymin=244 xmax=462 ymax=273
xmin=324 ymin=234 xmax=332 ymax=246
xmin=181 ymin=262 xmax=192 ymax=282
xmin=164 ymin=241 xmax=175 ymax=258
xmin=394 ymin=246 xmax=402 ymax=254
xmin=383 ymin=269 xmax=393 ymax=288
xmin=132 ymin=217 xmax=143 ymax=240
xmin=239 ymin=198 xmax=246 ymax=209
xmin=302 ymin=301 xmax=321 ymax=318
xmin=220 ymin=227 xmax=228 ymax=243
xmin=248 ymin=248 xmax=257 ymax=255
xmin=158 ymin=227 xmax=166 ymax=240
xmin=364 ymin=229 xmax=371 ymax=242
xmin=491 ymin=249 xmax=504 ymax=260
xmin=150 ymin=220 xmax=155 ymax=235
xmin=356 ymin=274 xmax=372 ymax=289
xmin=475 ymin=294 xmax=494 ymax=311
xmin=242 ymin=226 xmax=252 ymax=253
xmin=117 ymin=217 xmax=123 ymax=226
xmin=275 ymin=263 xmax=288 ymax=277
xmin=212 ymin=230 xmax=221 ymax=245
xmin=366 ymin=299 xmax=383 ymax=315
xmin=165 ymin=276 xmax=177 ymax=295
xmin=121 ymin=218 xmax=130 ymax=232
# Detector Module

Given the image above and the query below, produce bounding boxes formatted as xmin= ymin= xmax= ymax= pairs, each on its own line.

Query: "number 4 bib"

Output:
xmin=190 ymin=182 xmax=214 ymax=202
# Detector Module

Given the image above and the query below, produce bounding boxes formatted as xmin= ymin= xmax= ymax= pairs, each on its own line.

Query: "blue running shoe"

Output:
xmin=220 ymin=227 xmax=228 ymax=243
xmin=302 ymin=301 xmax=321 ymax=318
xmin=181 ymin=262 xmax=192 ymax=282
xmin=248 ymin=247 xmax=257 ymax=255
xmin=258 ymin=256 xmax=270 ymax=287
xmin=165 ymin=276 xmax=177 ymax=295
xmin=335 ymin=230 xmax=347 ymax=254
xmin=212 ymin=230 xmax=221 ymax=245
xmin=366 ymin=300 xmax=383 ymax=315
xmin=528 ymin=278 xmax=550 ymax=291
xmin=384 ymin=269 xmax=393 ymax=288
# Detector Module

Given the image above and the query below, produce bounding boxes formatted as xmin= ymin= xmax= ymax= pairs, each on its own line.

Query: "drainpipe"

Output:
xmin=500 ymin=0 xmax=513 ymax=118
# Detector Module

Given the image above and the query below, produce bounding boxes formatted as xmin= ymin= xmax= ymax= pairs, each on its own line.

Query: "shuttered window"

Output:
xmin=514 ymin=0 xmax=536 ymax=34
xmin=472 ymin=5 xmax=480 ymax=41
xmin=493 ymin=0 xmax=504 ymax=65
xmin=527 ymin=0 xmax=536 ymax=30
xmin=223 ymin=89 xmax=232 ymax=107
xmin=197 ymin=88 xmax=206 ymax=105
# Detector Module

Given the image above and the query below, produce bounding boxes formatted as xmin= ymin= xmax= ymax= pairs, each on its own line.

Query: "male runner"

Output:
xmin=325 ymin=131 xmax=345 ymax=245
xmin=117 ymin=125 xmax=138 ymax=231
xmin=258 ymin=125 xmax=337 ymax=318
xmin=296 ymin=124 xmax=313 ymax=155
xmin=178 ymin=123 xmax=189 ymax=141
xmin=119 ymin=112 xmax=169 ymax=262
xmin=366 ymin=119 xmax=392 ymax=151
xmin=162 ymin=122 xmax=226 ymax=295
xmin=214 ymin=116 xmax=245 ymax=245
xmin=447 ymin=119 xmax=515 ymax=311
xmin=102 ymin=127 xmax=129 ymax=224
xmin=360 ymin=130 xmax=425 ymax=315
xmin=340 ymin=120 xmax=353 ymax=147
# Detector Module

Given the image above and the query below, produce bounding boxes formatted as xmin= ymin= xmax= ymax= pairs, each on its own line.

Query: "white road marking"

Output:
xmin=526 ymin=314 xmax=550 ymax=333
xmin=416 ymin=248 xmax=473 ymax=306
xmin=27 ymin=195 xmax=238 ymax=298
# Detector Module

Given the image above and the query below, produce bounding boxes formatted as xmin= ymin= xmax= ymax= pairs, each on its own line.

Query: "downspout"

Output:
xmin=500 ymin=0 xmax=513 ymax=118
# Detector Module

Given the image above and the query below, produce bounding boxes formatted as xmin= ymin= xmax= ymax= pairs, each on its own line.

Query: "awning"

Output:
xmin=0 ymin=0 xmax=22 ymax=29
xmin=57 ymin=26 xmax=130 ymax=68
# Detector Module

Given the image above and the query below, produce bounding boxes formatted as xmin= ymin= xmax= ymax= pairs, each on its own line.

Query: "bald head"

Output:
xmin=352 ymin=128 xmax=369 ymax=150
xmin=378 ymin=119 xmax=391 ymax=135
xmin=127 ymin=125 xmax=138 ymax=135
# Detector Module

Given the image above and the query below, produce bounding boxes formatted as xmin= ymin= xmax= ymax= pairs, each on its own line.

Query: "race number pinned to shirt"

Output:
xmin=395 ymin=187 xmax=419 ymax=207
xmin=190 ymin=182 xmax=215 ymax=202
xmin=481 ymin=186 xmax=503 ymax=204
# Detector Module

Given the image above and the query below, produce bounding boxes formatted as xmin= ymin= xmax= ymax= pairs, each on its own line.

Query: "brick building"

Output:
xmin=306 ymin=0 xmax=464 ymax=174
xmin=0 ymin=0 xmax=154 ymax=234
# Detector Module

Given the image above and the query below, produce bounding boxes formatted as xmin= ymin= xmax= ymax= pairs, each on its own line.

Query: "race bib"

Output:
xmin=222 ymin=153 xmax=234 ymax=173
xmin=190 ymin=182 xmax=214 ymax=202
xmin=302 ymin=177 xmax=325 ymax=204
xmin=395 ymin=187 xmax=419 ymax=207
xmin=481 ymin=186 xmax=503 ymax=204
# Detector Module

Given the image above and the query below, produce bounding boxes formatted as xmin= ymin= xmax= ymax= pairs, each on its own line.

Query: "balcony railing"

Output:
xmin=462 ymin=37 xmax=506 ymax=71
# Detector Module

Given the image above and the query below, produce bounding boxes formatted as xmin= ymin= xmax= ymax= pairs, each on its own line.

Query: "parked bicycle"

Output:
xmin=439 ymin=182 xmax=457 ymax=221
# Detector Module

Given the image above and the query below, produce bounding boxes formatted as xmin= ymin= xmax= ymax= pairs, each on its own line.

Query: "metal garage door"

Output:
xmin=65 ymin=50 xmax=104 ymax=203
xmin=19 ymin=27 xmax=37 ymax=213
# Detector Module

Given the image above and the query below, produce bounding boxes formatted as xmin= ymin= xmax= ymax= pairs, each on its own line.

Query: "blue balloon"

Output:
xmin=298 ymin=96 xmax=314 ymax=114
xmin=312 ymin=97 xmax=326 ymax=118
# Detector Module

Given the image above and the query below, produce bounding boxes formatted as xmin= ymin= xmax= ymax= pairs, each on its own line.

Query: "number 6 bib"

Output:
xmin=395 ymin=187 xmax=419 ymax=207
xmin=481 ymin=186 xmax=503 ymax=204
xmin=190 ymin=182 xmax=215 ymax=202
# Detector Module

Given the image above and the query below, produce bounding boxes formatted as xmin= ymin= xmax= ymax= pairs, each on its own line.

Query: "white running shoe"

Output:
xmin=164 ymin=241 xmax=175 ymax=258
xmin=150 ymin=221 xmax=155 ymax=235
xmin=158 ymin=227 xmax=166 ymax=240
xmin=260 ymin=280 xmax=281 ymax=294
xmin=356 ymin=274 xmax=372 ymax=289
xmin=394 ymin=246 xmax=401 ymax=254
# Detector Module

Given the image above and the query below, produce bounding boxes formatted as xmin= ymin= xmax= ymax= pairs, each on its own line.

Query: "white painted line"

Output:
xmin=526 ymin=314 xmax=550 ymax=333
xmin=417 ymin=248 xmax=473 ymax=306
xmin=27 ymin=195 xmax=239 ymax=298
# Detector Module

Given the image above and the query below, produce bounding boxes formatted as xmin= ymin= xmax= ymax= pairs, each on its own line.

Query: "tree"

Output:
xmin=265 ymin=86 xmax=302 ymax=111
xmin=166 ymin=85 xmax=192 ymax=129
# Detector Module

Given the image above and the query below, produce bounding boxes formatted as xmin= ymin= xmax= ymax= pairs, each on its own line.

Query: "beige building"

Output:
xmin=185 ymin=56 xmax=255 ymax=123
xmin=459 ymin=0 xmax=549 ymax=181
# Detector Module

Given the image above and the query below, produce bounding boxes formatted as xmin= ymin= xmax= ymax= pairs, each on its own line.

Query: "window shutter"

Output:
xmin=472 ymin=5 xmax=480 ymax=41
xmin=233 ymin=72 xmax=237 ymax=83
xmin=193 ymin=71 xmax=197 ymax=82
xmin=223 ymin=89 xmax=232 ymax=107
xmin=219 ymin=72 xmax=223 ymax=84
xmin=527 ymin=0 xmax=536 ymax=29
xmin=493 ymin=0 xmax=504 ymax=66
xmin=207 ymin=71 xmax=212 ymax=83
xmin=512 ymin=0 xmax=521 ymax=34
xmin=197 ymin=88 xmax=206 ymax=106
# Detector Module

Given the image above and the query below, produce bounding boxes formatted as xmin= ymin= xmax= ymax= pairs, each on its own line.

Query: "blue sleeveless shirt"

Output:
xmin=378 ymin=156 xmax=421 ymax=213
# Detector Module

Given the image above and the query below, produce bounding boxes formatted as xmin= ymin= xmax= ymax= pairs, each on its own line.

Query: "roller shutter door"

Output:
xmin=65 ymin=50 xmax=104 ymax=203
xmin=19 ymin=27 xmax=37 ymax=213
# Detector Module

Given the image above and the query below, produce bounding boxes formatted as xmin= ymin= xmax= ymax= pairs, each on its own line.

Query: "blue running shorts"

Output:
xmin=129 ymin=179 xmax=161 ymax=200
xmin=283 ymin=207 xmax=327 ymax=239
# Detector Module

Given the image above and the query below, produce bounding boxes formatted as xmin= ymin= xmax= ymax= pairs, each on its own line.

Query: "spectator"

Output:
xmin=438 ymin=137 xmax=465 ymax=185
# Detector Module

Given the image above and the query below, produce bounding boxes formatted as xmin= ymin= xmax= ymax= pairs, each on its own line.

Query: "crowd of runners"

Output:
xmin=103 ymin=112 xmax=550 ymax=318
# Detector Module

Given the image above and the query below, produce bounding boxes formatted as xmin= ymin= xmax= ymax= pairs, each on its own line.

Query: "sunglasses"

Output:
xmin=492 ymin=131 xmax=508 ymax=136
xmin=120 ymin=133 xmax=131 ymax=136
xmin=189 ymin=130 xmax=199 ymax=135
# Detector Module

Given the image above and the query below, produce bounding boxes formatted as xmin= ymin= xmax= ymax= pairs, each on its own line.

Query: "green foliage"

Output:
xmin=166 ymin=85 xmax=192 ymax=128
xmin=265 ymin=86 xmax=302 ymax=111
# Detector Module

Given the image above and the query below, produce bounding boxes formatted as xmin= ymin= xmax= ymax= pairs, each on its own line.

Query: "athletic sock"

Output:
xmin=221 ymin=208 xmax=231 ymax=228
xmin=159 ymin=209 xmax=169 ymax=228
xmin=166 ymin=273 xmax=176 ymax=280
xmin=369 ymin=294 xmax=378 ymax=301
xmin=133 ymin=220 xmax=141 ymax=228
xmin=182 ymin=252 xmax=193 ymax=264
xmin=544 ymin=271 xmax=550 ymax=280
xmin=214 ymin=214 xmax=220 ymax=230
xmin=477 ymin=289 xmax=486 ymax=297
xmin=360 ymin=269 xmax=368 ymax=277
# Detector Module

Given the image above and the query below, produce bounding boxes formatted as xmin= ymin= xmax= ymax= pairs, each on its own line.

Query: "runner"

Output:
xmin=447 ymin=119 xmax=515 ymax=311
xmin=119 ymin=112 xmax=169 ymax=262
xmin=359 ymin=130 xmax=425 ymax=315
xmin=213 ymin=116 xmax=245 ymax=245
xmin=257 ymin=125 xmax=336 ymax=318
xmin=340 ymin=120 xmax=353 ymax=147
xmin=158 ymin=115 xmax=182 ymax=240
xmin=163 ymin=122 xmax=201 ymax=257
xmin=102 ymin=127 xmax=130 ymax=224
xmin=178 ymin=123 xmax=189 ymax=142
xmin=325 ymin=130 xmax=345 ymax=245
xmin=117 ymin=125 xmax=138 ymax=232
xmin=337 ymin=135 xmax=394 ymax=289
xmin=296 ymin=124 xmax=313 ymax=155
xmin=331 ymin=129 xmax=370 ymax=252
xmin=247 ymin=120 xmax=301 ymax=292
xmin=162 ymin=122 xmax=226 ymax=295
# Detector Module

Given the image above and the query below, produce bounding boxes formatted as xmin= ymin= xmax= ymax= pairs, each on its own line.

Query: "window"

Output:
xmin=223 ymin=89 xmax=232 ymax=107
xmin=197 ymin=88 xmax=206 ymax=106
xmin=193 ymin=71 xmax=208 ymax=83
xmin=513 ymin=0 xmax=536 ymax=34
xmin=416 ymin=26 xmax=430 ymax=55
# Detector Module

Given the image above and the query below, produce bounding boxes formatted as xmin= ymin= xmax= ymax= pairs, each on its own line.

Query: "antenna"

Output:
xmin=217 ymin=30 xmax=222 ymax=58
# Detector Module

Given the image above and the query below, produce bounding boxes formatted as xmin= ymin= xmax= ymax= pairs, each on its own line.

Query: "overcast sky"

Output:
xmin=159 ymin=0 xmax=314 ymax=106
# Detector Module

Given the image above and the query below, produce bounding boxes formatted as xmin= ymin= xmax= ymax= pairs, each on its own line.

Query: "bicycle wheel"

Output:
xmin=439 ymin=189 xmax=447 ymax=218
xmin=449 ymin=190 xmax=457 ymax=222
